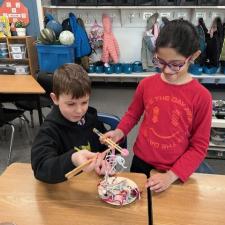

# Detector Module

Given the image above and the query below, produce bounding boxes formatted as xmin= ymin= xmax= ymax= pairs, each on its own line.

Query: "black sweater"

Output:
xmin=31 ymin=105 xmax=106 ymax=184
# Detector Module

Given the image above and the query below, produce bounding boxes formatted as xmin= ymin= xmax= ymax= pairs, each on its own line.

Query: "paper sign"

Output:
xmin=0 ymin=0 xmax=29 ymax=24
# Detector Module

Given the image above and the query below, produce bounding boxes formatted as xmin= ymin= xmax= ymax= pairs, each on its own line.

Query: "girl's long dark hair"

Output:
xmin=156 ymin=19 xmax=199 ymax=57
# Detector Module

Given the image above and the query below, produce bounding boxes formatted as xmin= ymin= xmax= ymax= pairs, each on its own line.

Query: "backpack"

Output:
xmin=89 ymin=20 xmax=103 ymax=51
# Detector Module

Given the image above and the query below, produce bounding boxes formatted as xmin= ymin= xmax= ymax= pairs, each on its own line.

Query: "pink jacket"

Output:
xmin=101 ymin=14 xmax=120 ymax=63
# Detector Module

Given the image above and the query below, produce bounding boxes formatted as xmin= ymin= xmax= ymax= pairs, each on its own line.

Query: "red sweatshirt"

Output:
xmin=118 ymin=74 xmax=212 ymax=182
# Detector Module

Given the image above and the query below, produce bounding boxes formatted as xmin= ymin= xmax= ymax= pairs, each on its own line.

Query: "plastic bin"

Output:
xmin=36 ymin=44 xmax=75 ymax=73
xmin=188 ymin=64 xmax=203 ymax=75
xmin=0 ymin=52 xmax=9 ymax=58
xmin=0 ymin=42 xmax=7 ymax=48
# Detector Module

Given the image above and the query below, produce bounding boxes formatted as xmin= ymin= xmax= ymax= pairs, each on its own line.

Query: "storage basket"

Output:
xmin=78 ymin=0 xmax=97 ymax=5
xmin=98 ymin=0 xmax=115 ymax=5
xmin=10 ymin=52 xmax=26 ymax=59
xmin=14 ymin=64 xmax=30 ymax=75
xmin=51 ymin=0 xmax=76 ymax=5
xmin=157 ymin=0 xmax=177 ymax=5
xmin=116 ymin=0 xmax=135 ymax=5
xmin=9 ymin=44 xmax=26 ymax=53
xmin=36 ymin=44 xmax=75 ymax=73
xmin=135 ymin=0 xmax=156 ymax=5
xmin=198 ymin=0 xmax=218 ymax=5
xmin=177 ymin=0 xmax=198 ymax=5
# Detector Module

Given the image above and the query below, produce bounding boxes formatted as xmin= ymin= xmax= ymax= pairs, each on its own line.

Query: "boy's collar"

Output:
xmin=77 ymin=117 xmax=86 ymax=126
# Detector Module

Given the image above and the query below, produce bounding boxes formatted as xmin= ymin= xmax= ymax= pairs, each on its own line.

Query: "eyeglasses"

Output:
xmin=152 ymin=55 xmax=191 ymax=72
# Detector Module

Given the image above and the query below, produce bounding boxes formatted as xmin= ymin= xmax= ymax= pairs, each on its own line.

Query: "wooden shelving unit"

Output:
xmin=0 ymin=36 xmax=38 ymax=76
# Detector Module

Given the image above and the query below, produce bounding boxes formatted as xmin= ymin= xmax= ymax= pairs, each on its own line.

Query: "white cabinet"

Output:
xmin=209 ymin=117 xmax=225 ymax=159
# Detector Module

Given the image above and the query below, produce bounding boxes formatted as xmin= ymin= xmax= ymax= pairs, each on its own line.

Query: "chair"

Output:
xmin=195 ymin=161 xmax=215 ymax=174
xmin=97 ymin=112 xmax=127 ymax=148
xmin=0 ymin=107 xmax=31 ymax=165
xmin=15 ymin=72 xmax=53 ymax=127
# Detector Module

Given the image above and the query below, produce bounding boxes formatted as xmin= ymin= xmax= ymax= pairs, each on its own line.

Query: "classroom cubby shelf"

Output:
xmin=88 ymin=72 xmax=225 ymax=83
xmin=43 ymin=5 xmax=225 ymax=9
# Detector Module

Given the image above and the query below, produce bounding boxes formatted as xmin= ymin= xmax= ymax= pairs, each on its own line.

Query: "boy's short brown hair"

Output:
xmin=53 ymin=63 xmax=91 ymax=98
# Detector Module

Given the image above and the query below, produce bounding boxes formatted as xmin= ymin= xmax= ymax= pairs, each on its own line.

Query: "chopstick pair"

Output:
xmin=65 ymin=148 xmax=111 ymax=180
xmin=93 ymin=128 xmax=129 ymax=157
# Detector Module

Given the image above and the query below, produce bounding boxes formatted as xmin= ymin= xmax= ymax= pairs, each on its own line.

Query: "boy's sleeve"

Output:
xmin=170 ymin=91 xmax=212 ymax=182
xmin=31 ymin=125 xmax=75 ymax=184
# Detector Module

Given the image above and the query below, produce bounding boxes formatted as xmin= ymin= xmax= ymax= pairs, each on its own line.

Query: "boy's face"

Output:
xmin=50 ymin=93 xmax=90 ymax=122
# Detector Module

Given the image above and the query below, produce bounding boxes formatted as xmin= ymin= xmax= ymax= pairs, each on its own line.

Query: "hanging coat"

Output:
xmin=101 ymin=14 xmax=120 ymax=64
xmin=220 ymin=37 xmax=225 ymax=61
xmin=141 ymin=32 xmax=155 ymax=71
xmin=69 ymin=13 xmax=91 ymax=58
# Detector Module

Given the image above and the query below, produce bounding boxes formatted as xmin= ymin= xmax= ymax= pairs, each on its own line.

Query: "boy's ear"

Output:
xmin=50 ymin=92 xmax=59 ymax=105
xmin=190 ymin=50 xmax=201 ymax=62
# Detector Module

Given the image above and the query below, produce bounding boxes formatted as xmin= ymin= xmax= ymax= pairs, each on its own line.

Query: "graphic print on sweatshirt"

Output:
xmin=74 ymin=142 xmax=91 ymax=151
xmin=143 ymin=95 xmax=193 ymax=151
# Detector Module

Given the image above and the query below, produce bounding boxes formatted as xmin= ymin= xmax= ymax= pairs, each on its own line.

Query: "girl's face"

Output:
xmin=155 ymin=47 xmax=192 ymax=84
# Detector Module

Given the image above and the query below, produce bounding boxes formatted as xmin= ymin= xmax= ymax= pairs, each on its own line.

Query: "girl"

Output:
xmin=101 ymin=20 xmax=212 ymax=192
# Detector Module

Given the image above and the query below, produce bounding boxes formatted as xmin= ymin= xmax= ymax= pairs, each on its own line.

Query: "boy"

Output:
xmin=31 ymin=64 xmax=107 ymax=183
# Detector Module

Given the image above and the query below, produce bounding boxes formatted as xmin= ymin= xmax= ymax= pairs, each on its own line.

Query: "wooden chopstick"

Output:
xmin=93 ymin=128 xmax=124 ymax=154
xmin=65 ymin=148 xmax=111 ymax=180
xmin=65 ymin=158 xmax=95 ymax=179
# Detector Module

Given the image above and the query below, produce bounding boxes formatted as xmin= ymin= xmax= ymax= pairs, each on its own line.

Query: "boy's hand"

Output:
xmin=71 ymin=150 xmax=98 ymax=172
xmin=100 ymin=128 xmax=125 ymax=145
xmin=95 ymin=159 xmax=115 ymax=176
xmin=145 ymin=170 xmax=178 ymax=192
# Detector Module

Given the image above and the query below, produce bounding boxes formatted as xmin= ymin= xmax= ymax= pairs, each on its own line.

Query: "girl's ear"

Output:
xmin=190 ymin=50 xmax=201 ymax=62
xmin=50 ymin=92 xmax=59 ymax=105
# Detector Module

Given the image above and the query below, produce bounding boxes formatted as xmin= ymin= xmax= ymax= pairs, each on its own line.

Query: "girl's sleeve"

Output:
xmin=117 ymin=80 xmax=145 ymax=136
xmin=170 ymin=91 xmax=212 ymax=182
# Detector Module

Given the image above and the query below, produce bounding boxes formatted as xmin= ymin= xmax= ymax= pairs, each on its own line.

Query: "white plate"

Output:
xmin=98 ymin=176 xmax=139 ymax=206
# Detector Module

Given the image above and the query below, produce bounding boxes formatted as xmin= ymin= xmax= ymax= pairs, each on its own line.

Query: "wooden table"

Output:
xmin=0 ymin=75 xmax=45 ymax=125
xmin=0 ymin=163 xmax=148 ymax=225
xmin=152 ymin=173 xmax=225 ymax=225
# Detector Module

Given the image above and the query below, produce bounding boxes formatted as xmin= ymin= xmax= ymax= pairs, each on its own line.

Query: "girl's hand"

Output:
xmin=145 ymin=170 xmax=178 ymax=192
xmin=100 ymin=128 xmax=125 ymax=145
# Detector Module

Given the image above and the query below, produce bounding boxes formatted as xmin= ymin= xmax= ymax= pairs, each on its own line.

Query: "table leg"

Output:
xmin=36 ymin=95 xmax=43 ymax=125
xmin=148 ymin=188 xmax=153 ymax=225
